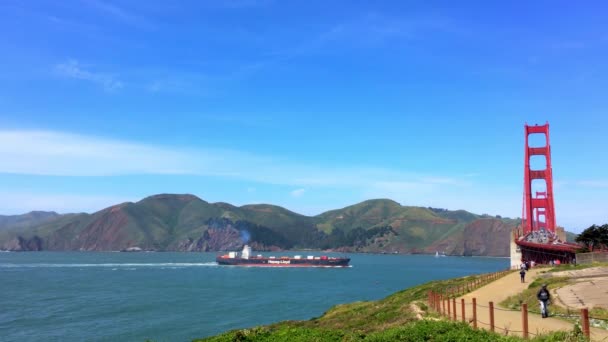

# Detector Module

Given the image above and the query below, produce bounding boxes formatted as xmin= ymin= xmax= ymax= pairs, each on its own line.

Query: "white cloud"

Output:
xmin=0 ymin=129 xmax=530 ymax=219
xmin=290 ymin=188 xmax=306 ymax=198
xmin=55 ymin=60 xmax=123 ymax=91
xmin=0 ymin=130 xmax=470 ymax=190
xmin=0 ymin=130 xmax=197 ymax=176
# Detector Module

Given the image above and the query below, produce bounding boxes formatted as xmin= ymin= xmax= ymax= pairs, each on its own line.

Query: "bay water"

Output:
xmin=0 ymin=252 xmax=508 ymax=341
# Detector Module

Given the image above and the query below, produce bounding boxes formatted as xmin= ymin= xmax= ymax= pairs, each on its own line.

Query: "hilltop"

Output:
xmin=0 ymin=194 xmax=522 ymax=255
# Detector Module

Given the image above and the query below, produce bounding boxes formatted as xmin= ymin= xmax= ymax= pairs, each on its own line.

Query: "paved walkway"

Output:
xmin=553 ymin=267 xmax=608 ymax=310
xmin=450 ymin=269 xmax=608 ymax=341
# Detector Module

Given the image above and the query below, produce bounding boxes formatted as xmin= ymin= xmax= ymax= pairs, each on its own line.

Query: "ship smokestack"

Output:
xmin=241 ymin=245 xmax=251 ymax=259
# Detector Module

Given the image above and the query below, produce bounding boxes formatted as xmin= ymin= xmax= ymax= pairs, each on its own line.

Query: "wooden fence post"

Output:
xmin=436 ymin=293 xmax=440 ymax=312
xmin=461 ymin=298 xmax=465 ymax=322
xmin=447 ymin=294 xmax=451 ymax=317
xmin=435 ymin=293 xmax=439 ymax=313
xmin=522 ymin=303 xmax=529 ymax=339
xmin=489 ymin=301 xmax=495 ymax=332
xmin=581 ymin=308 xmax=590 ymax=340
xmin=472 ymin=298 xmax=477 ymax=329
xmin=452 ymin=298 xmax=456 ymax=321
xmin=437 ymin=293 xmax=441 ymax=312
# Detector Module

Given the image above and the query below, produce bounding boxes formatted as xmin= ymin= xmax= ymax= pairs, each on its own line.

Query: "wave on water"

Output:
xmin=0 ymin=262 xmax=219 ymax=268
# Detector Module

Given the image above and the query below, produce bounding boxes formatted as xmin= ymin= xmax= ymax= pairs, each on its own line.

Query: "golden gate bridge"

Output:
xmin=510 ymin=122 xmax=579 ymax=267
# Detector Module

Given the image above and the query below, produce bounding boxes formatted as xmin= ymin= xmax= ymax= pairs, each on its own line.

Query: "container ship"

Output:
xmin=216 ymin=245 xmax=350 ymax=267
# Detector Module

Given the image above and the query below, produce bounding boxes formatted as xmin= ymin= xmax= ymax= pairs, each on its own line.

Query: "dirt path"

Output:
xmin=449 ymin=269 xmax=608 ymax=341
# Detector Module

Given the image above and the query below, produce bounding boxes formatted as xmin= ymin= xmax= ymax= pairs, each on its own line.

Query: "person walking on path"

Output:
xmin=537 ymin=284 xmax=551 ymax=318
xmin=520 ymin=268 xmax=526 ymax=283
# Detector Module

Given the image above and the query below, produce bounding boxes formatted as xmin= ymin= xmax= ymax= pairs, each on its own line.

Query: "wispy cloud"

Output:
xmin=276 ymin=12 xmax=459 ymax=57
xmin=0 ymin=130 xmax=193 ymax=176
xmin=197 ymin=114 xmax=274 ymax=128
xmin=230 ymin=12 xmax=462 ymax=80
xmin=290 ymin=188 xmax=306 ymax=198
xmin=144 ymin=79 xmax=195 ymax=94
xmin=0 ymin=130 xmax=468 ymax=192
xmin=217 ymin=0 xmax=273 ymax=9
xmin=55 ymin=59 xmax=123 ymax=91
xmin=84 ymin=0 xmax=152 ymax=29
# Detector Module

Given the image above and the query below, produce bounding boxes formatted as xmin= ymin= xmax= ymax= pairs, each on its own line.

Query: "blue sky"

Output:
xmin=1 ymin=1 xmax=607 ymax=232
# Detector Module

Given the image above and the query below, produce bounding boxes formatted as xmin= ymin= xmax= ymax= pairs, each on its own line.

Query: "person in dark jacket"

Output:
xmin=537 ymin=284 xmax=551 ymax=318
xmin=519 ymin=268 xmax=526 ymax=283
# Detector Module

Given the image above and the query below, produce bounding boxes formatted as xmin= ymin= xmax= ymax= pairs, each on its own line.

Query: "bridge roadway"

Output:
xmin=455 ymin=268 xmax=608 ymax=341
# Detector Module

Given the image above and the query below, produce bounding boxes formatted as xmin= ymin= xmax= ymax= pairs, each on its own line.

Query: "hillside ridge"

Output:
xmin=0 ymin=193 xmax=523 ymax=255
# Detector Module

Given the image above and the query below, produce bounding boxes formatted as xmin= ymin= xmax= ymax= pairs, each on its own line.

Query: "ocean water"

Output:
xmin=0 ymin=252 xmax=508 ymax=341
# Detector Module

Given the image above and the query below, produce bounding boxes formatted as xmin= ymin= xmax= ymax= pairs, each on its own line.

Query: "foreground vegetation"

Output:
xmin=196 ymin=272 xmax=588 ymax=342
xmin=197 ymin=320 xmax=587 ymax=342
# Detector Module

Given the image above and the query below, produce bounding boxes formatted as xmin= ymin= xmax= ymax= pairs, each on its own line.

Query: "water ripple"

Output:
xmin=0 ymin=262 xmax=218 ymax=268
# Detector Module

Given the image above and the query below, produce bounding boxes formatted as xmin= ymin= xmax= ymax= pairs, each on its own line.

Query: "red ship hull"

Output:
xmin=216 ymin=255 xmax=350 ymax=267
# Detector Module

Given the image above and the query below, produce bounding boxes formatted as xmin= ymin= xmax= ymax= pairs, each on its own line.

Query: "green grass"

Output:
xmin=196 ymin=319 xmax=587 ymax=342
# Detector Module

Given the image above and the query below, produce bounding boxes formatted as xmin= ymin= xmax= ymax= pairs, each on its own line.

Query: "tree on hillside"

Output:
xmin=576 ymin=224 xmax=608 ymax=251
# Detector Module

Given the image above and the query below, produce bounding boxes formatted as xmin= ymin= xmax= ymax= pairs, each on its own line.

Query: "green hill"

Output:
xmin=0 ymin=194 xmax=523 ymax=256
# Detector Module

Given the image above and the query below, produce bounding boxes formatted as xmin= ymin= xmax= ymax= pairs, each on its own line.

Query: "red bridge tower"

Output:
xmin=522 ymin=123 xmax=556 ymax=235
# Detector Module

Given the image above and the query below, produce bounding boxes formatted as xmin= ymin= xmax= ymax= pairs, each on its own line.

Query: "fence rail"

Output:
xmin=576 ymin=251 xmax=608 ymax=264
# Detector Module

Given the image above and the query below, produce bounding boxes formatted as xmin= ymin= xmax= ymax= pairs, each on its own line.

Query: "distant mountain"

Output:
xmin=0 ymin=211 xmax=61 ymax=231
xmin=0 ymin=194 xmax=522 ymax=256
xmin=314 ymin=199 xmax=519 ymax=256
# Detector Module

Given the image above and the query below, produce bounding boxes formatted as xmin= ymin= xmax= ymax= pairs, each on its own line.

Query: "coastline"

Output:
xmin=197 ymin=265 xmax=606 ymax=341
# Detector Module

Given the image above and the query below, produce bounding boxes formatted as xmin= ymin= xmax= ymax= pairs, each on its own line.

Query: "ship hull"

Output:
xmin=216 ymin=257 xmax=350 ymax=267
